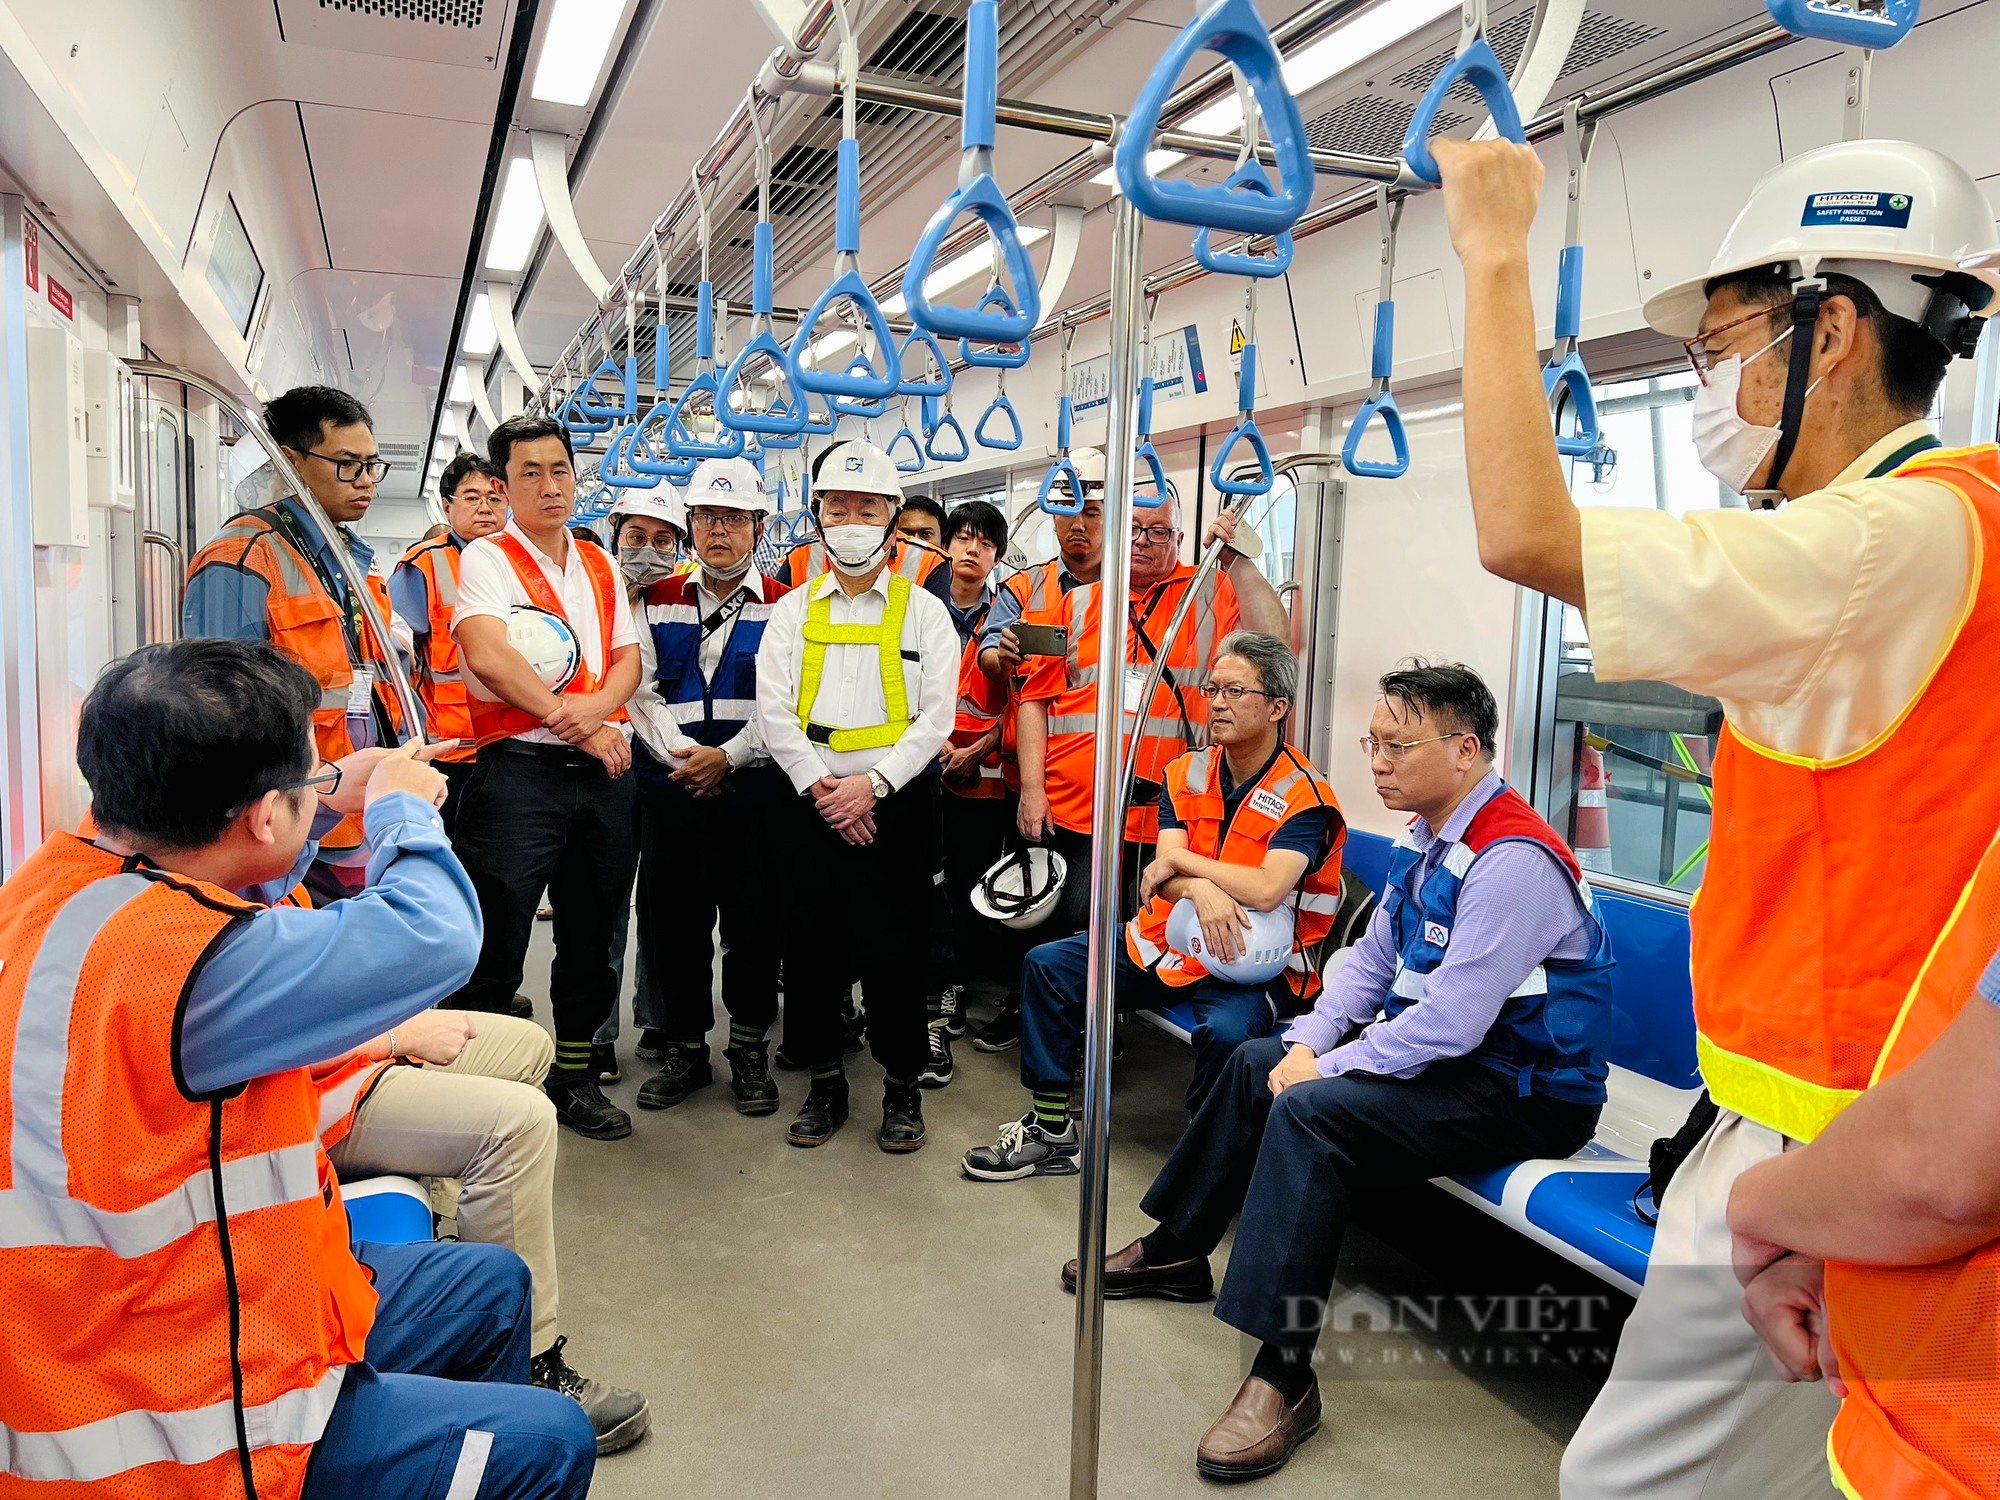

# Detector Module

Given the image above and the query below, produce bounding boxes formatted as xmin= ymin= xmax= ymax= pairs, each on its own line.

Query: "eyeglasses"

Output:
xmin=300 ymin=449 xmax=392 ymax=484
xmin=452 ymin=493 xmax=506 ymax=511
xmin=1130 ymin=523 xmax=1179 ymax=544
xmin=688 ymin=508 xmax=753 ymax=531
xmin=1198 ymin=683 xmax=1274 ymax=704
xmin=286 ymin=763 xmax=344 ymax=797
xmin=1681 ymin=306 xmax=1789 ymax=386
xmin=621 ymin=534 xmax=683 ymax=555
xmin=1359 ymin=732 xmax=1465 ymax=761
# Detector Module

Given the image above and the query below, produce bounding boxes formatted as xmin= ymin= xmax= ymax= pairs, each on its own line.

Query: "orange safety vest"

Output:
xmin=1032 ymin=565 xmax=1238 ymax=843
xmin=0 ymin=834 xmax=376 ymax=1498
xmin=395 ymin=534 xmax=476 ymax=762
xmin=781 ymin=533 xmax=947 ymax=593
xmin=949 ymin=634 xmax=1007 ymax=800
xmin=1125 ymin=745 xmax=1346 ymax=999
xmin=990 ymin=560 xmax=1078 ymax=792
xmin=187 ymin=505 xmax=408 ymax=853
xmin=1823 ymin=824 xmax=2000 ymax=1500
xmin=1690 ymin=444 xmax=2000 ymax=1141
xmin=466 ymin=531 xmax=632 ymax=748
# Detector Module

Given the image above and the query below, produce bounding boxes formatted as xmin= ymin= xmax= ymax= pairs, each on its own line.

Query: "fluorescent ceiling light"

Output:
xmin=1095 ymin=0 xmax=1461 ymax=186
xmin=530 ymin=0 xmax=625 ymax=107
xmin=448 ymin=366 xmax=472 ymax=404
xmin=486 ymin=157 xmax=545 ymax=274
xmin=464 ymin=292 xmax=497 ymax=357
xmin=881 ymin=226 xmax=1050 ymax=317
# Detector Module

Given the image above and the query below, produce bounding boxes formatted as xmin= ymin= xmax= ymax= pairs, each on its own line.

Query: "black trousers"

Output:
xmin=778 ymin=778 xmax=937 ymax=1083
xmin=1141 ymin=1035 xmax=1601 ymax=1350
xmin=635 ymin=763 xmax=785 ymax=1045
xmin=940 ymin=790 xmax=1011 ymax=991
xmin=438 ymin=758 xmax=477 ymax=843
xmin=1046 ymin=823 xmax=1149 ymax=939
xmin=446 ymin=740 xmax=639 ymax=1047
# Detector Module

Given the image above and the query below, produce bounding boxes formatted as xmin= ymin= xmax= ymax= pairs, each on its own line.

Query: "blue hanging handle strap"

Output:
xmin=1544 ymin=101 xmax=1601 ymax=458
xmin=1114 ymin=0 xmax=1312 ymax=235
xmin=789 ymin=9 xmax=899 ymax=401
xmin=896 ymin=327 xmax=952 ymax=398
xmin=1192 ymin=77 xmax=1297 ymax=278
xmin=1400 ymin=0 xmax=1527 ymax=188
xmin=627 ymin=402 xmax=697 ymax=480
xmin=558 ymin=392 xmax=613 ymax=439
xmin=572 ymin=355 xmax=635 ymax=421
xmin=1764 ymin=0 xmax=1918 ymax=47
xmin=663 ymin=169 xmax=744 ymax=461
xmin=598 ymin=425 xmax=659 ymax=491
xmin=1132 ymin=309 xmax=1166 ymax=509
xmin=902 ymin=0 xmax=1040 ymax=342
xmin=924 ymin=398 xmax=969 ymax=463
xmin=722 ymin=104 xmax=808 ymax=438
xmin=1038 ymin=328 xmax=1084 ymax=514
xmin=1342 ymin=189 xmax=1412 ymax=480
xmin=889 ymin=414 xmax=926 ymax=473
xmin=957 ymin=284 xmax=1033 ymax=369
xmin=833 ymin=359 xmax=891 ymax=419
xmin=1211 ymin=343 xmax=1274 ymax=496
xmin=976 ymin=387 xmax=1023 ymax=451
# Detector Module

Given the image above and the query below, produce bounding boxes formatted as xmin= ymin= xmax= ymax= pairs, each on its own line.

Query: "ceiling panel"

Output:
xmin=302 ymin=102 xmax=491 ymax=277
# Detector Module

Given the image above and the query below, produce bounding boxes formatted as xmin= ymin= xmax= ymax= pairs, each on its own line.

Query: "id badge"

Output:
xmin=1123 ymin=666 xmax=1149 ymax=715
xmin=346 ymin=664 xmax=375 ymax=715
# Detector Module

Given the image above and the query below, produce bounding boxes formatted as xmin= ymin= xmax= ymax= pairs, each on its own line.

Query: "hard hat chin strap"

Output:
xmin=1756 ymin=281 xmax=1824 ymax=507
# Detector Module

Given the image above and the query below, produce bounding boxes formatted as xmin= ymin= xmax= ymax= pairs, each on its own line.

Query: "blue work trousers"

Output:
xmin=1019 ymin=931 xmax=1276 ymax=1113
xmin=302 ymin=1240 xmax=595 ymax=1499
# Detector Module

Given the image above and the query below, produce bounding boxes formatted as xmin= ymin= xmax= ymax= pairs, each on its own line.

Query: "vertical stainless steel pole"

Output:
xmin=1068 ymin=192 xmax=1146 ymax=1500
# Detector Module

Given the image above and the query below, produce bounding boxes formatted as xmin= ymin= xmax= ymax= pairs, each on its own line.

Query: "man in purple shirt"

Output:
xmin=1060 ymin=660 xmax=1612 ymax=1483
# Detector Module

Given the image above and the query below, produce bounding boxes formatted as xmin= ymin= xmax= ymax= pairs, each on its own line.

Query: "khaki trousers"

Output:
xmin=329 ymin=1015 xmax=561 ymax=1352
xmin=1560 ymin=1110 xmax=1841 ymax=1500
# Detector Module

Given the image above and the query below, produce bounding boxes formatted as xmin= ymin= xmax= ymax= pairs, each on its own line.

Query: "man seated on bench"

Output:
xmin=962 ymin=631 xmax=1344 ymax=1182
xmin=1060 ymin=659 xmax=1614 ymax=1483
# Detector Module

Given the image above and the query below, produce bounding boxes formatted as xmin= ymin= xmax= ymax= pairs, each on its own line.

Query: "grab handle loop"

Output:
xmin=721 ymin=104 xmax=808 ymax=438
xmin=896 ymin=327 xmax=953 ymax=398
xmin=1543 ymin=103 xmax=1600 ymax=458
xmin=1764 ymin=0 xmax=1917 ymax=47
xmin=1192 ymin=160 xmax=1296 ymax=278
xmin=833 ymin=361 xmax=892 ymax=420
xmin=902 ymin=0 xmax=1040 ymax=342
xmin=924 ymin=397 xmax=970 ymax=463
xmin=1038 ymin=454 xmax=1085 ymax=515
xmin=1341 ymin=189 xmax=1412 ymax=480
xmin=573 ymin=356 xmax=636 ymax=422
xmin=1113 ymin=0 xmax=1312 ymax=235
xmin=625 ymin=403 xmax=696 ymax=480
xmin=957 ymin=285 xmax=1033 ymax=369
xmin=975 ymin=389 xmax=1023 ymax=451
xmin=1400 ymin=1 xmax=1526 ymax=187
xmin=1210 ymin=346 xmax=1273 ymax=496
xmin=888 ymin=420 xmax=927 ymax=473
xmin=1133 ymin=337 xmax=1166 ymax=509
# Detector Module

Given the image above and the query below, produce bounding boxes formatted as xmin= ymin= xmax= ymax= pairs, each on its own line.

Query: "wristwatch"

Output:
xmin=867 ymin=768 xmax=892 ymax=800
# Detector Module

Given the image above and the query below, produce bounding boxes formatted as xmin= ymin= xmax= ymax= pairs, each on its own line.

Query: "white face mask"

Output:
xmin=822 ymin=523 xmax=890 ymax=574
xmin=1691 ymin=325 xmax=1821 ymax=496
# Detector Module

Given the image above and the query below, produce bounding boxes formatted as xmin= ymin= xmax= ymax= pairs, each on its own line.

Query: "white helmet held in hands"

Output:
xmin=1165 ymin=897 xmax=1296 ymax=985
xmin=505 ymin=606 xmax=582 ymax=691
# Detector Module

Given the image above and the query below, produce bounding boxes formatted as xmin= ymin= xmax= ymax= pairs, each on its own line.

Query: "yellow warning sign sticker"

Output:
xmin=1229 ymin=320 xmax=1246 ymax=355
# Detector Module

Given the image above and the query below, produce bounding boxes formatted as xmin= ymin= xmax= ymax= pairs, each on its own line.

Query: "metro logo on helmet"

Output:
xmin=844 ymin=456 xmax=865 ymax=472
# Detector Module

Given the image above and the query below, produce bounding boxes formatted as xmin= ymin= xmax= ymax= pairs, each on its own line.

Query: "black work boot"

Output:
xmin=544 ymin=1073 xmax=632 ymax=1140
xmin=635 ymin=1041 xmax=712 ymax=1111
xmin=879 ymin=1078 xmax=927 ymax=1153
xmin=531 ymin=1335 xmax=651 ymax=1455
xmin=786 ymin=1074 xmax=850 ymax=1148
xmin=726 ymin=1042 xmax=780 ymax=1116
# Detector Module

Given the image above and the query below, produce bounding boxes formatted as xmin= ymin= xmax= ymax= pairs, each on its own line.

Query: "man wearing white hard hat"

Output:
xmin=1436 ymin=133 xmax=2000 ymax=1499
xmin=1050 ymin=659 xmax=1610 ymax=1482
xmin=754 ymin=439 xmax=958 ymax=1153
xmin=449 ymin=414 xmax=642 ymax=1144
xmin=622 ymin=455 xmax=790 ymax=1117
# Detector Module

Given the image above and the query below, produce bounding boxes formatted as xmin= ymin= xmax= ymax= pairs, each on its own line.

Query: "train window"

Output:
xmin=206 ymin=197 xmax=265 ymax=339
xmin=1526 ymin=371 xmax=1724 ymax=898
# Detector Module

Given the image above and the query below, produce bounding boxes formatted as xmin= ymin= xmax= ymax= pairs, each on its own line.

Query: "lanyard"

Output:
xmin=1868 ymin=432 xmax=1944 ymax=478
xmin=270 ymin=503 xmax=366 ymax=655
xmin=699 ymin=587 xmax=753 ymax=642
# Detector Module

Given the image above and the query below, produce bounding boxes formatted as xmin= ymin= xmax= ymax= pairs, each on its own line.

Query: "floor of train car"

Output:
xmin=521 ymin=924 xmax=1624 ymax=1497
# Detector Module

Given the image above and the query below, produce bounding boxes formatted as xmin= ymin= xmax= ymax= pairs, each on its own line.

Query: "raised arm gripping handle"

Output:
xmin=1191 ymin=160 xmax=1296 ymax=278
xmin=976 ymin=391 xmax=1024 ymax=451
xmin=1764 ymin=0 xmax=1918 ymax=47
xmin=1400 ymin=34 xmax=1526 ymax=187
xmin=1113 ymin=0 xmax=1312 ymax=235
xmin=896 ymin=327 xmax=953 ymax=398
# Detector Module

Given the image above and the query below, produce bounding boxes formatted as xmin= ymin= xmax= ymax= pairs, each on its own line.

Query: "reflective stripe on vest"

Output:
xmin=313 ymin=1056 xmax=391 ymax=1153
xmin=1690 ymin=443 xmax=2000 ymax=1141
xmin=795 ymin=573 xmax=915 ymax=753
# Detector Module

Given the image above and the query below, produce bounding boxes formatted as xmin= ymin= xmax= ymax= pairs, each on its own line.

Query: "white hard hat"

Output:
xmin=505 ymin=606 xmax=581 ymax=692
xmin=608 ymin=487 xmax=687 ymax=533
xmin=815 ymin=440 xmax=905 ymax=502
xmin=970 ymin=846 xmax=1067 ymax=930
xmin=1165 ymin=898 xmax=1296 ymax=985
xmin=1070 ymin=448 xmax=1107 ymax=487
xmin=685 ymin=455 xmax=771 ymax=513
xmin=1644 ymin=140 xmax=2000 ymax=347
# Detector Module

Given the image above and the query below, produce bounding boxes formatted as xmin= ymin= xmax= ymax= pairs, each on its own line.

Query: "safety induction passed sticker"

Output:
xmin=1801 ymin=190 xmax=1912 ymax=228
xmin=347 ymin=664 xmax=376 ymax=715
xmin=1124 ymin=666 xmax=1150 ymax=715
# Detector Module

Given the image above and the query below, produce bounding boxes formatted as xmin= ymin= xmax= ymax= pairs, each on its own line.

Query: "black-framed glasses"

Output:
xmin=1130 ymin=523 xmax=1178 ymax=544
xmin=301 ymin=449 xmax=393 ymax=484
xmin=689 ymin=507 xmax=754 ymax=531
xmin=1198 ymin=683 xmax=1273 ymax=704
xmin=285 ymin=763 xmax=343 ymax=797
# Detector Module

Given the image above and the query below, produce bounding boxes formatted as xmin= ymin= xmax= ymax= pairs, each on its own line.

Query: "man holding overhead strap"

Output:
xmin=448 ymin=414 xmax=642 ymax=1143
xmin=390 ymin=452 xmax=509 ymax=837
xmin=773 ymin=443 xmax=950 ymax=591
xmin=1435 ymin=134 xmax=2000 ymax=1499
xmin=1016 ymin=480 xmax=1288 ymax=941
xmin=754 ymin=439 xmax=958 ymax=1154
xmin=184 ymin=385 xmax=409 ymax=902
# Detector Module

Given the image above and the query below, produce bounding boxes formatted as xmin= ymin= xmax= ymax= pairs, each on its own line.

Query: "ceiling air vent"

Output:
xmin=319 ymin=0 xmax=485 ymax=25
xmin=1390 ymin=9 xmax=1667 ymax=104
xmin=1307 ymin=96 xmax=1467 ymax=159
xmin=276 ymin=0 xmax=504 ymax=66
xmin=823 ymin=8 xmax=968 ymax=125
xmin=741 ymin=143 xmax=839 ymax=218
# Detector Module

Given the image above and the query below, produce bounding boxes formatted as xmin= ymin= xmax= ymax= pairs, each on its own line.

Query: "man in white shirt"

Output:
xmin=755 ymin=440 xmax=958 ymax=1153
xmin=1434 ymin=136 xmax=2000 ymax=1499
xmin=448 ymin=414 xmax=643 ymax=1143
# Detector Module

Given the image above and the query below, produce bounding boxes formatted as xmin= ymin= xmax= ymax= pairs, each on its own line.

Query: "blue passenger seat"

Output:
xmin=1135 ymin=828 xmax=1702 ymax=1293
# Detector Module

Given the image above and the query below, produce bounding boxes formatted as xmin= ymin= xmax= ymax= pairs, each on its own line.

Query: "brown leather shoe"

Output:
xmin=1060 ymin=1237 xmax=1214 ymax=1302
xmin=1195 ymin=1375 xmax=1321 ymax=1482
